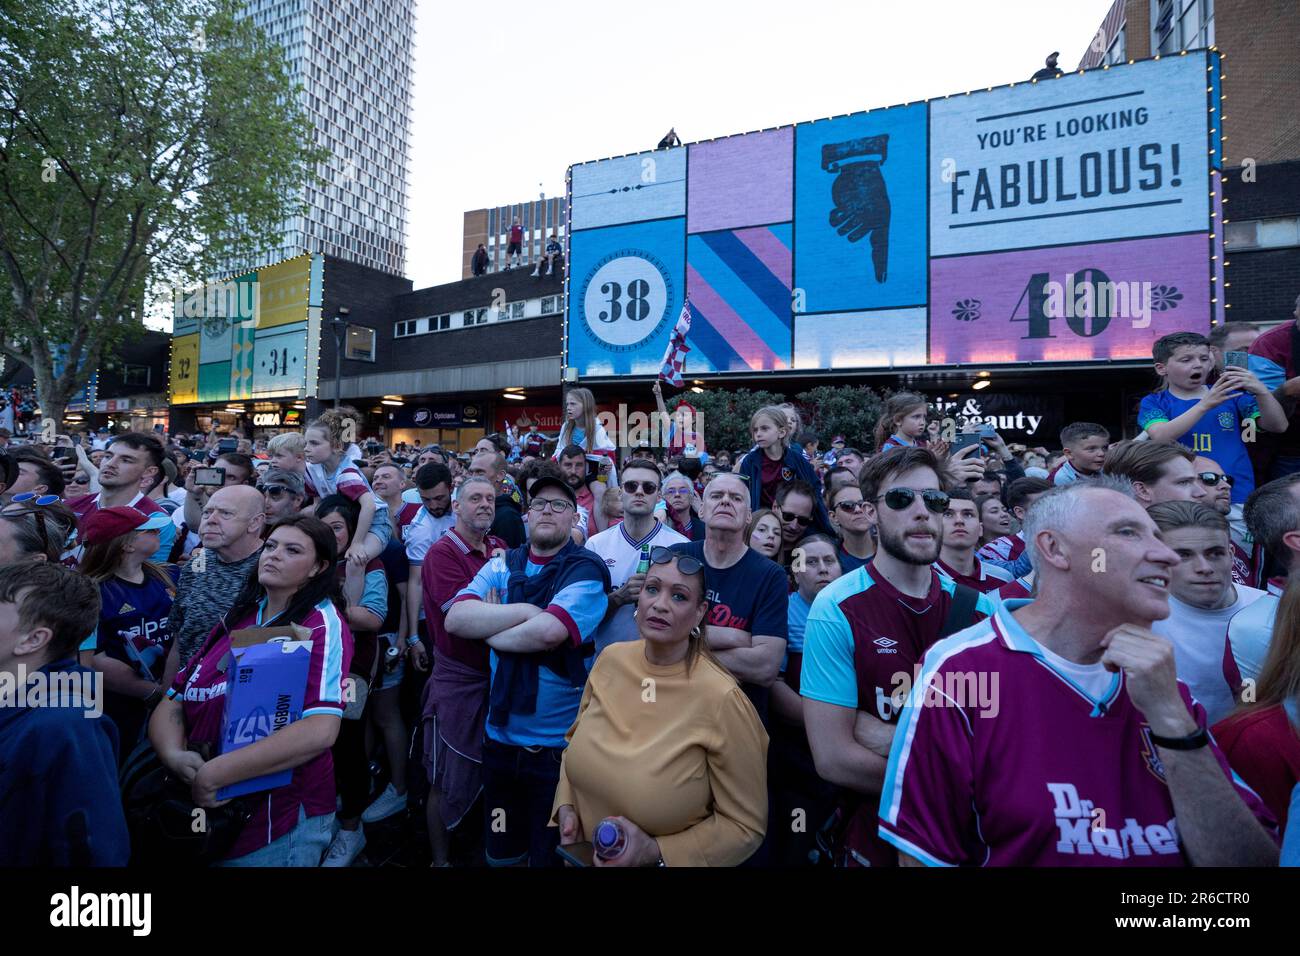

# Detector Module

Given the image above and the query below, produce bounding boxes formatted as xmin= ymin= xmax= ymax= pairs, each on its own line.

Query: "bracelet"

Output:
xmin=405 ymin=634 xmax=422 ymax=648
xmin=142 ymin=685 xmax=164 ymax=707
xmin=1148 ymin=726 xmax=1209 ymax=750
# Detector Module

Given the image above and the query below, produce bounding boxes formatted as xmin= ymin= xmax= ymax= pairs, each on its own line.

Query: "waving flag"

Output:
xmin=658 ymin=300 xmax=693 ymax=387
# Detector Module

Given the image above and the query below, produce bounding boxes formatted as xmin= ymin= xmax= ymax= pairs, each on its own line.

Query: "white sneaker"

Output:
xmin=361 ymin=783 xmax=407 ymax=823
xmin=531 ymin=267 xmax=540 ymax=277
xmin=321 ymin=827 xmax=366 ymax=867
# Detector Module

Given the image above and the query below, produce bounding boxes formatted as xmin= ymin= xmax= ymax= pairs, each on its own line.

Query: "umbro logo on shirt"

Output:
xmin=873 ymin=637 xmax=899 ymax=654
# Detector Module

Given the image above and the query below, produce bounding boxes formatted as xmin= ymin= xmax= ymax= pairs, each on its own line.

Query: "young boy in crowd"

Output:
xmin=1048 ymin=422 xmax=1110 ymax=486
xmin=1139 ymin=331 xmax=1287 ymax=504
xmin=268 ymin=431 xmax=307 ymax=480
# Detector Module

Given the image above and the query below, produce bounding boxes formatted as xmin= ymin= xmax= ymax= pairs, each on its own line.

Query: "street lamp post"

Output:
xmin=331 ymin=307 xmax=350 ymax=410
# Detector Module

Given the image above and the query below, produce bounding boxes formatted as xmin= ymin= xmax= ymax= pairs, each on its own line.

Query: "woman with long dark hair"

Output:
xmin=553 ymin=547 xmax=768 ymax=866
xmin=149 ymin=514 xmax=353 ymax=866
xmin=313 ymin=495 xmax=388 ymax=867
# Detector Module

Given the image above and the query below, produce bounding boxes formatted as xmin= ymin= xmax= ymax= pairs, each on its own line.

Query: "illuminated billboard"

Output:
xmin=565 ymin=51 xmax=1224 ymax=377
xmin=170 ymin=253 xmax=323 ymax=404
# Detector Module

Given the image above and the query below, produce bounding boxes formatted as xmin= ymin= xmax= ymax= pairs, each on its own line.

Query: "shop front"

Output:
xmin=386 ymin=400 xmax=486 ymax=453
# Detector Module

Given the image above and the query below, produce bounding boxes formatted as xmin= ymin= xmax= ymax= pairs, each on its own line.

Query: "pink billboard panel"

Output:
xmin=929 ymin=233 xmax=1211 ymax=366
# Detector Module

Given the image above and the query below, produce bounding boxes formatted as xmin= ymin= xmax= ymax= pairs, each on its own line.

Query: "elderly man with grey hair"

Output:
xmin=879 ymin=476 xmax=1279 ymax=867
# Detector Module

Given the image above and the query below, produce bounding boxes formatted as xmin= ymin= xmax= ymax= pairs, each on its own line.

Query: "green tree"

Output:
xmin=0 ymin=0 xmax=324 ymax=428
xmin=686 ymin=386 xmax=787 ymax=458
xmin=795 ymin=384 xmax=891 ymax=452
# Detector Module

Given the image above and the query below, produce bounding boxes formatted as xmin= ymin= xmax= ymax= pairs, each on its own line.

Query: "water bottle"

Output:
xmin=593 ymin=818 xmax=627 ymax=861
xmin=635 ymin=545 xmax=651 ymax=575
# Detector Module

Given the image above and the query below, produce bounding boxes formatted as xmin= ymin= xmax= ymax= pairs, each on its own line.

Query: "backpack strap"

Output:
xmin=939 ymin=583 xmax=980 ymax=640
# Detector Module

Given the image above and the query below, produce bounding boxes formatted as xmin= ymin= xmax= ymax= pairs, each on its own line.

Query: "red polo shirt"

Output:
xmin=422 ymin=527 xmax=506 ymax=673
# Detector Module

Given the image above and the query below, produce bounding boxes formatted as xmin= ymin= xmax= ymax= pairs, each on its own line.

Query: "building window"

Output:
xmin=394 ymin=319 xmax=417 ymax=338
xmin=1106 ymin=28 xmax=1125 ymax=64
xmin=540 ymin=296 xmax=558 ymax=315
xmin=1225 ymin=218 xmax=1300 ymax=251
xmin=122 ymin=364 xmax=151 ymax=387
xmin=344 ymin=325 xmax=376 ymax=362
xmin=463 ymin=307 xmax=488 ymax=327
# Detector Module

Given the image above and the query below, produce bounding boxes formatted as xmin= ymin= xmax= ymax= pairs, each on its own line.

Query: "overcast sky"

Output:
xmin=406 ymin=0 xmax=1118 ymax=288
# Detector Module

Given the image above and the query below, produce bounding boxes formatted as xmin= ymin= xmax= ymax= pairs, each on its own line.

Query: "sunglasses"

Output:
xmin=260 ymin=485 xmax=293 ymax=497
xmin=649 ymin=545 xmax=702 ymax=576
xmin=622 ymin=481 xmax=659 ymax=495
xmin=834 ymin=499 xmax=869 ymax=514
xmin=1196 ymin=472 xmax=1233 ymax=488
xmin=779 ymin=510 xmax=814 ymax=527
xmin=1 ymin=504 xmax=56 ymax=555
xmin=9 ymin=493 xmax=60 ymax=506
xmin=877 ymin=488 xmax=950 ymax=514
xmin=528 ymin=497 xmax=574 ymax=514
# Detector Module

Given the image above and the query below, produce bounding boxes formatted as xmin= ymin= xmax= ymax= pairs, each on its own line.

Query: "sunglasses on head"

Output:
xmin=9 ymin=493 xmax=60 ymax=507
xmin=1196 ymin=471 xmax=1233 ymax=487
xmin=622 ymin=480 xmax=659 ymax=495
xmin=779 ymin=510 xmax=814 ymax=527
xmin=649 ymin=545 xmax=702 ymax=576
xmin=877 ymin=487 xmax=950 ymax=513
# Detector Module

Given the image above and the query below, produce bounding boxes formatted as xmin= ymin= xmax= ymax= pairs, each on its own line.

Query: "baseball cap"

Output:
xmin=527 ymin=475 xmax=577 ymax=506
xmin=82 ymin=506 xmax=171 ymax=546
xmin=258 ymin=467 xmax=305 ymax=497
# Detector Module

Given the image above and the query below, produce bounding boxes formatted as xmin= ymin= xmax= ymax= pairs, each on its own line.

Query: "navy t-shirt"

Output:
xmin=670 ymin=540 xmax=789 ymax=723
xmin=93 ymin=569 xmax=179 ymax=681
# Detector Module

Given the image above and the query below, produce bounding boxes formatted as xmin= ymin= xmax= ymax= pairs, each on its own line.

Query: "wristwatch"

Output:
xmin=1148 ymin=726 xmax=1210 ymax=750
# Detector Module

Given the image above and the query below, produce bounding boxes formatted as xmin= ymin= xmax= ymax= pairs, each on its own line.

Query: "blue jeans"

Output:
xmin=368 ymin=498 xmax=392 ymax=549
xmin=218 ymin=806 xmax=335 ymax=867
xmin=481 ymin=737 xmax=563 ymax=867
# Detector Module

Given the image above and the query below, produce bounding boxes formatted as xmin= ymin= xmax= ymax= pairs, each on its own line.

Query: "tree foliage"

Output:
xmin=795 ymin=384 xmax=892 ymax=452
xmin=683 ymin=386 xmax=787 ymax=457
xmin=0 ymin=0 xmax=324 ymax=424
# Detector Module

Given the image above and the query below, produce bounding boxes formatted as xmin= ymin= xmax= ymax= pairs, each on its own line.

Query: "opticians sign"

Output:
xmin=565 ymin=51 xmax=1224 ymax=377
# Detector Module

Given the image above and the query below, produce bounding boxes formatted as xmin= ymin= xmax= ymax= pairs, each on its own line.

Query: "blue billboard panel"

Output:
xmin=794 ymin=308 xmax=927 ymax=370
xmin=929 ymin=56 xmax=1209 ymax=256
xmin=568 ymin=218 xmax=685 ymax=376
xmin=570 ymin=149 xmax=686 ymax=232
xmin=794 ymin=104 xmax=929 ymax=314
